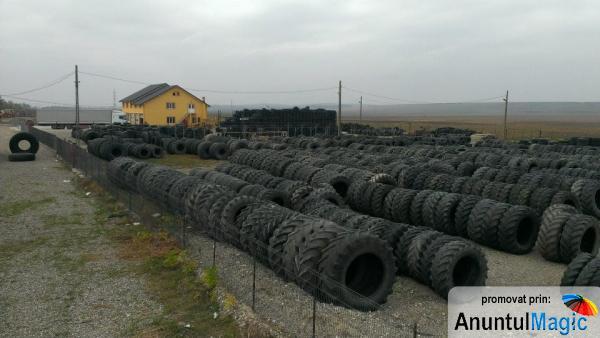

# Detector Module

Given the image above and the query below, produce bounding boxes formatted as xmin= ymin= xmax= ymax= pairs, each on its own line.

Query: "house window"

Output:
xmin=167 ymin=116 xmax=175 ymax=124
xmin=166 ymin=102 xmax=176 ymax=109
xmin=188 ymin=103 xmax=195 ymax=109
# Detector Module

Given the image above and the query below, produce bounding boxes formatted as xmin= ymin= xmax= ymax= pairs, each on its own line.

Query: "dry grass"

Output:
xmin=144 ymin=154 xmax=222 ymax=170
xmin=345 ymin=116 xmax=600 ymax=140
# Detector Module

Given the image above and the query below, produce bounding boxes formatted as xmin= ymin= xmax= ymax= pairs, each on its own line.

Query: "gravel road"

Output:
xmin=0 ymin=124 xmax=161 ymax=337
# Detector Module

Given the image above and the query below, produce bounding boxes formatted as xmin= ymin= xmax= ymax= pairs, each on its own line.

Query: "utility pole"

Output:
xmin=337 ymin=80 xmax=342 ymax=136
xmin=113 ymin=88 xmax=117 ymax=109
xmin=503 ymin=90 xmax=509 ymax=140
xmin=359 ymin=96 xmax=363 ymax=122
xmin=75 ymin=65 xmax=80 ymax=129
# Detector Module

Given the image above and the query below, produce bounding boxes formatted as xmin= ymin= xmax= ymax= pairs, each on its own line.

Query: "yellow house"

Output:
xmin=120 ymin=83 xmax=208 ymax=127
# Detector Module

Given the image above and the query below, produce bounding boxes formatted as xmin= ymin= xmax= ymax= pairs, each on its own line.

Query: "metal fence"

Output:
xmin=27 ymin=125 xmax=434 ymax=337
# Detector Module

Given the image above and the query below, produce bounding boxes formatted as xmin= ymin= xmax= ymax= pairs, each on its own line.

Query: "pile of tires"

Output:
xmin=346 ymin=181 xmax=540 ymax=254
xmin=537 ymin=205 xmax=600 ymax=263
xmin=87 ymin=137 xmax=127 ymax=161
xmin=398 ymin=170 xmax=578 ymax=215
xmin=296 ymin=198 xmax=487 ymax=298
xmin=229 ymin=149 xmax=352 ymax=197
xmin=106 ymin=158 xmax=398 ymax=310
xmin=8 ymin=131 xmax=39 ymax=162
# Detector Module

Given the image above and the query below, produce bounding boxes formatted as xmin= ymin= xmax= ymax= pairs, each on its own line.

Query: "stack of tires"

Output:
xmin=8 ymin=131 xmax=39 ymax=162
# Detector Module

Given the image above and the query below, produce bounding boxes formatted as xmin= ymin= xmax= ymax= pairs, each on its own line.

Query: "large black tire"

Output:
xmin=9 ymin=131 xmax=39 ymax=154
xmin=406 ymin=230 xmax=443 ymax=283
xmin=430 ymin=241 xmax=488 ymax=298
xmin=410 ymin=190 xmax=434 ymax=226
xmin=574 ymin=257 xmax=600 ymax=286
xmin=454 ymin=195 xmax=481 ymax=238
xmin=497 ymin=205 xmax=540 ymax=254
xmin=8 ymin=153 xmax=36 ymax=162
xmin=561 ymin=253 xmax=595 ymax=286
xmin=197 ymin=141 xmax=212 ymax=159
xmin=220 ymin=196 xmax=263 ymax=247
xmin=467 ymin=199 xmax=496 ymax=243
xmin=537 ymin=204 xmax=579 ymax=262
xmin=209 ymin=142 xmax=229 ymax=160
xmin=434 ymin=193 xmax=462 ymax=234
xmin=394 ymin=226 xmax=429 ymax=274
xmin=559 ymin=215 xmax=600 ymax=263
xmin=318 ymin=231 xmax=396 ymax=310
xmin=421 ymin=192 xmax=444 ymax=229
xmin=571 ymin=179 xmax=600 ymax=218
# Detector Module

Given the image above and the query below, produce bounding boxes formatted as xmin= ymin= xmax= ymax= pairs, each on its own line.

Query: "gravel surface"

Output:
xmin=0 ymin=124 xmax=161 ymax=337
xmin=14 ymin=124 xmax=570 ymax=337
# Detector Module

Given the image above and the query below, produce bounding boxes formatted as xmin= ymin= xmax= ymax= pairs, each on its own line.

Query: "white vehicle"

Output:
xmin=37 ymin=106 xmax=128 ymax=128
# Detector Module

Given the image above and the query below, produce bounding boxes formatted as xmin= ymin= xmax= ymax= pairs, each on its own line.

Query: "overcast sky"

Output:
xmin=1 ymin=0 xmax=599 ymax=107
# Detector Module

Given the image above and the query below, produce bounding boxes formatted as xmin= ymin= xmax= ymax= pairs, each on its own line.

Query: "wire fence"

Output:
xmin=25 ymin=125 xmax=436 ymax=337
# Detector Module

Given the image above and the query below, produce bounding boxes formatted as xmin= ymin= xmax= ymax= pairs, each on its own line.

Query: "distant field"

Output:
xmin=344 ymin=115 xmax=600 ymax=140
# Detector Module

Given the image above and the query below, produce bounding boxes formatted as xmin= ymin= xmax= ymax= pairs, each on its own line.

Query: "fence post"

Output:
xmin=312 ymin=295 xmax=316 ymax=338
xmin=252 ymin=256 xmax=256 ymax=311
xmin=212 ymin=238 xmax=217 ymax=267
xmin=180 ymin=217 xmax=186 ymax=248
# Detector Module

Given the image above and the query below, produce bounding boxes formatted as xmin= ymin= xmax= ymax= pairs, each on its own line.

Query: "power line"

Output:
xmin=0 ymin=94 xmax=111 ymax=108
xmin=79 ymin=71 xmax=151 ymax=86
xmin=79 ymin=69 xmax=336 ymax=94
xmin=4 ymin=72 xmax=74 ymax=96
xmin=344 ymin=86 xmax=505 ymax=104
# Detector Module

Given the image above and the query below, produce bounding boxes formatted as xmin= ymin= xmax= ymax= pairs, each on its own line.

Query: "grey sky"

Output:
xmin=1 ymin=0 xmax=599 ymax=107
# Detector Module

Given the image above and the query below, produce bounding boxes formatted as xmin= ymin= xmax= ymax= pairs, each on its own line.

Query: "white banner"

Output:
xmin=448 ymin=287 xmax=600 ymax=337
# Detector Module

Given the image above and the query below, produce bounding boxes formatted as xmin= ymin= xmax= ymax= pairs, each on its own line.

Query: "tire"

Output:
xmin=430 ymin=241 xmax=488 ymax=298
xmin=240 ymin=204 xmax=297 ymax=260
xmin=318 ymin=231 xmax=396 ymax=310
xmin=574 ymin=257 xmax=600 ymax=286
xmin=9 ymin=131 xmax=39 ymax=154
xmin=268 ymin=214 xmax=306 ymax=276
xmin=197 ymin=141 xmax=212 ymax=159
xmin=406 ymin=230 xmax=443 ymax=283
xmin=454 ymin=195 xmax=481 ymax=238
xmin=497 ymin=205 xmax=540 ymax=254
xmin=290 ymin=220 xmax=344 ymax=289
xmin=435 ymin=193 xmax=462 ymax=234
xmin=537 ymin=204 xmax=579 ymax=262
xmin=8 ymin=153 xmax=36 ymax=161
xmin=209 ymin=142 xmax=229 ymax=160
xmin=559 ymin=215 xmax=600 ymax=263
xmin=385 ymin=189 xmax=416 ymax=224
xmin=561 ymin=253 xmax=595 ymax=286
xmin=422 ymin=192 xmax=446 ymax=229
xmin=370 ymin=184 xmax=394 ymax=217
xmin=571 ymin=179 xmax=600 ymax=218
xmin=410 ymin=190 xmax=434 ymax=226
xmin=221 ymin=196 xmax=263 ymax=248
xmin=394 ymin=226 xmax=429 ymax=274
xmin=467 ymin=199 xmax=496 ymax=243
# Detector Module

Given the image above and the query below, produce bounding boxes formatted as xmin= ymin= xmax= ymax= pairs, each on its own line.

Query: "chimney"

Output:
xmin=202 ymin=96 xmax=206 ymax=102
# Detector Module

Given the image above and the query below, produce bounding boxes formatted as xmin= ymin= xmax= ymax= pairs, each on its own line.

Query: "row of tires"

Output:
xmin=214 ymin=161 xmax=488 ymax=298
xmin=107 ymin=158 xmax=396 ymax=310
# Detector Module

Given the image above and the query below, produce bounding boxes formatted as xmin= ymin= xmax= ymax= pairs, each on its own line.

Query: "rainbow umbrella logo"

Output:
xmin=563 ymin=294 xmax=598 ymax=316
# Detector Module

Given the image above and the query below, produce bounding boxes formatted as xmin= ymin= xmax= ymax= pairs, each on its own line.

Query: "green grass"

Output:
xmin=40 ymin=213 xmax=84 ymax=228
xmin=0 ymin=197 xmax=56 ymax=217
xmin=144 ymin=154 xmax=222 ymax=169
xmin=73 ymin=176 xmax=240 ymax=337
